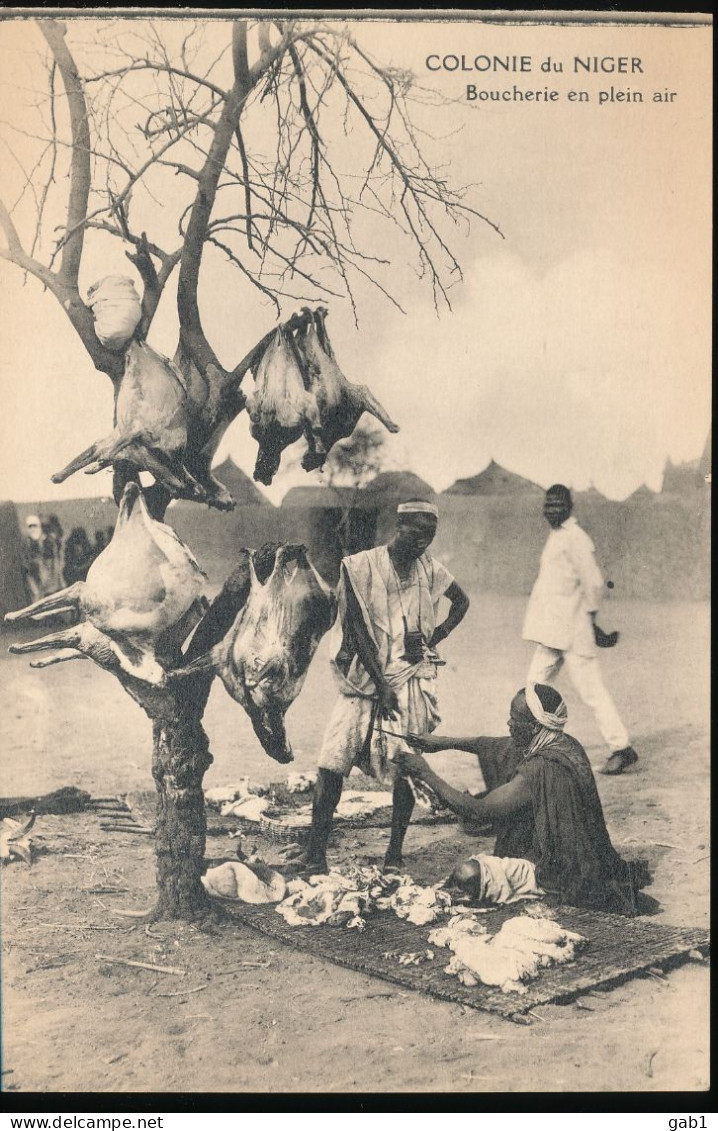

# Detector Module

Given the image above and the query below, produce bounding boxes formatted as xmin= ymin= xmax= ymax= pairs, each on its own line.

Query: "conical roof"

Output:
xmin=213 ymin=457 xmax=272 ymax=506
xmin=444 ymin=460 xmax=542 ymax=496
xmin=363 ymin=470 xmax=436 ymax=503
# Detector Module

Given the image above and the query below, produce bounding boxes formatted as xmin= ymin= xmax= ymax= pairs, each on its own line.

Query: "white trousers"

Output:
xmin=526 ymin=644 xmax=630 ymax=753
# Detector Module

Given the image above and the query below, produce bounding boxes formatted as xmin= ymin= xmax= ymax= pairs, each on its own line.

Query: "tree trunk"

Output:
xmin=151 ymin=689 xmax=213 ymax=919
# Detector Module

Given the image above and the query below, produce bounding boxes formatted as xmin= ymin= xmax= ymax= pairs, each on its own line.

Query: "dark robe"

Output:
xmin=473 ymin=733 xmax=651 ymax=916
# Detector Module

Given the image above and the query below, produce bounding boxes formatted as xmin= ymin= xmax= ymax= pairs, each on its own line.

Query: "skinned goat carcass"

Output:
xmin=246 ymin=326 xmax=316 ymax=485
xmin=179 ymin=545 xmax=336 ymax=763
xmin=52 ymin=341 xmax=209 ymax=502
xmin=6 ymin=482 xmax=207 ymax=685
xmin=295 ymin=308 xmax=399 ymax=472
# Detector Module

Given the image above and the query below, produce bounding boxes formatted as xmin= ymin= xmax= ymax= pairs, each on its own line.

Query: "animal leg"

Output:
xmin=30 ymin=652 xmax=88 ymax=669
xmin=85 ymin=431 xmax=147 ymax=470
xmin=122 ymin=440 xmax=208 ymax=501
xmin=355 ymin=386 xmax=400 ymax=433
xmin=4 ymin=583 xmax=83 ymax=624
xmin=51 ymin=439 xmax=106 ymax=483
xmin=9 ymin=626 xmax=82 ymax=655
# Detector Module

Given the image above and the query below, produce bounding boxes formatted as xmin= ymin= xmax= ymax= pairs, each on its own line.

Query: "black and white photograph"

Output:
xmin=0 ymin=8 xmax=711 ymax=1097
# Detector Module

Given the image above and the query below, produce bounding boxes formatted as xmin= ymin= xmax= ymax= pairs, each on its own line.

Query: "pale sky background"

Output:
xmin=0 ymin=15 xmax=712 ymax=505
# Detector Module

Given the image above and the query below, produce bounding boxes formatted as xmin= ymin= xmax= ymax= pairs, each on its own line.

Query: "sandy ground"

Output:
xmin=0 ymin=594 xmax=710 ymax=1095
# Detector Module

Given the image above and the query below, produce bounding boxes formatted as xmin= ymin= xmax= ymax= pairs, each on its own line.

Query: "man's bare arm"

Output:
xmin=398 ymin=751 xmax=531 ymax=820
xmin=429 ymin=581 xmax=470 ymax=648
xmin=407 ymin=732 xmax=491 ymax=756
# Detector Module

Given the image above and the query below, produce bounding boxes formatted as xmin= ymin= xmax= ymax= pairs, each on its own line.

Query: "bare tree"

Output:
xmin=0 ymin=17 xmax=497 ymax=919
xmin=322 ymin=422 xmax=395 ymax=554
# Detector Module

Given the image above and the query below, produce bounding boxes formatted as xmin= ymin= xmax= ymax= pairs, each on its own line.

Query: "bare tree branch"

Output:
xmin=37 ymin=19 xmax=91 ymax=287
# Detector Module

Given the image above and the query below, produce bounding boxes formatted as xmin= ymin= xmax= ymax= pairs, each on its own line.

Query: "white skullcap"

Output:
xmin=397 ymin=501 xmax=438 ymax=518
xmin=25 ymin=515 xmax=41 ymax=526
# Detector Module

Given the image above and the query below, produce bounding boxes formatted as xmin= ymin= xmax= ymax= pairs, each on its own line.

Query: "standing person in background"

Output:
xmin=40 ymin=514 xmax=65 ymax=596
xmin=522 ymin=484 xmax=639 ymax=776
xmin=21 ymin=515 xmax=44 ymax=602
xmin=296 ymin=499 xmax=470 ymax=874
xmin=63 ymin=527 xmax=95 ymax=586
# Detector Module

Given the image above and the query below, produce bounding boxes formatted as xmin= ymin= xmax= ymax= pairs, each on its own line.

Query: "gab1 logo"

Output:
xmin=668 ymin=1120 xmax=708 ymax=1131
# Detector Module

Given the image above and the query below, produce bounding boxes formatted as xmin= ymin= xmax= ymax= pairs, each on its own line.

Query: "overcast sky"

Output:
xmin=0 ymin=15 xmax=711 ymax=505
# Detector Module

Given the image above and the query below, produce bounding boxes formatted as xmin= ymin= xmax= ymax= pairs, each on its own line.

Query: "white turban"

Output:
xmin=525 ymin=684 xmax=567 ymax=731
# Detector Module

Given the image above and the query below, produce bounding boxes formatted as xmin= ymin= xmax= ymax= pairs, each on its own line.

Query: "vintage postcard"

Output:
xmin=0 ymin=9 xmax=711 ymax=1099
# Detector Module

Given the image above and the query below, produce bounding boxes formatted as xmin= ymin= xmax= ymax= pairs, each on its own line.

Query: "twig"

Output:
xmin=212 ymin=961 xmax=272 ymax=975
xmin=153 ymin=984 xmax=208 ymax=998
xmin=95 ymin=954 xmax=186 ymax=976
xmin=100 ymin=824 xmax=154 ymax=835
xmin=85 ymin=887 xmax=130 ymax=894
xmin=527 ymin=1009 xmax=550 ymax=1023
xmin=112 ymin=909 xmax=155 ymax=918
xmin=35 ymin=923 xmax=127 ymax=931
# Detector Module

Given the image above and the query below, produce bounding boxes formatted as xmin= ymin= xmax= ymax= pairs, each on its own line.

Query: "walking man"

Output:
xmin=523 ymin=484 xmax=639 ymax=775
xmin=298 ymin=499 xmax=470 ymax=873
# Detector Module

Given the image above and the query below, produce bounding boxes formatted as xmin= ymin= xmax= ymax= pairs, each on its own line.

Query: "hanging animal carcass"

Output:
xmin=5 ymin=483 xmax=208 ymax=684
xmin=51 ymin=338 xmax=211 ymax=502
xmin=295 ymin=307 xmax=399 ymax=472
xmin=245 ymin=326 xmax=316 ymax=486
xmin=178 ymin=545 xmax=336 ymax=763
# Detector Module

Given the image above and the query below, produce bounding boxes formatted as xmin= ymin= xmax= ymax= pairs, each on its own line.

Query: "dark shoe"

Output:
xmin=600 ymin=747 xmax=639 ymax=775
xmin=594 ymin=624 xmax=619 ymax=648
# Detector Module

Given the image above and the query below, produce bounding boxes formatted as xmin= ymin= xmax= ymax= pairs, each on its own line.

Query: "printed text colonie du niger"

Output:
xmin=425 ymin=55 xmax=644 ymax=73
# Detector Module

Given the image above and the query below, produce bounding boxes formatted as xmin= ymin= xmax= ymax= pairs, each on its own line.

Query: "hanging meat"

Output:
xmin=6 ymin=483 xmax=207 ymax=684
xmin=51 ymin=340 xmax=211 ymax=502
xmin=294 ymin=307 xmax=399 ymax=472
xmin=245 ymin=326 xmax=316 ymax=486
xmin=179 ymin=545 xmax=336 ymax=763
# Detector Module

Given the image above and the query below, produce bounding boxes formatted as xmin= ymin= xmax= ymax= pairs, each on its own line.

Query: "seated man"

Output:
xmin=402 ymin=683 xmax=654 ymax=916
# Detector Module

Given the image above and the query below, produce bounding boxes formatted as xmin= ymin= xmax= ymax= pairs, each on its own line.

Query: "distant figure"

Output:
xmin=63 ymin=527 xmax=95 ymax=586
xmin=93 ymin=529 xmax=107 ymax=555
xmin=522 ymin=485 xmax=639 ymax=776
xmin=105 ymin=525 xmax=115 ymax=546
xmin=21 ymin=515 xmax=44 ymax=602
xmin=40 ymin=514 xmax=65 ymax=595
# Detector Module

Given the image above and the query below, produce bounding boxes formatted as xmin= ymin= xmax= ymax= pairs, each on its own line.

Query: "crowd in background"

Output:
xmin=21 ymin=514 xmax=114 ymax=604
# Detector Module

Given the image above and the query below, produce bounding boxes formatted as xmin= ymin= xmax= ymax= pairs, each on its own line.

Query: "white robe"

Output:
xmin=522 ymin=516 xmax=605 ymax=657
xmin=317 ymin=546 xmax=454 ymax=783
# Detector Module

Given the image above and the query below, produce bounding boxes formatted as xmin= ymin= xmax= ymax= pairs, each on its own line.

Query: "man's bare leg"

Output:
xmin=295 ymin=768 xmax=344 ymax=874
xmin=384 ymin=776 xmax=415 ymax=871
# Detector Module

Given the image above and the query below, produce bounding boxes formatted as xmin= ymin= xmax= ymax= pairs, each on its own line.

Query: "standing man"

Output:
xmin=522 ymin=484 xmax=639 ymax=776
xmin=21 ymin=515 xmax=44 ymax=602
xmin=298 ymin=499 xmax=470 ymax=874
